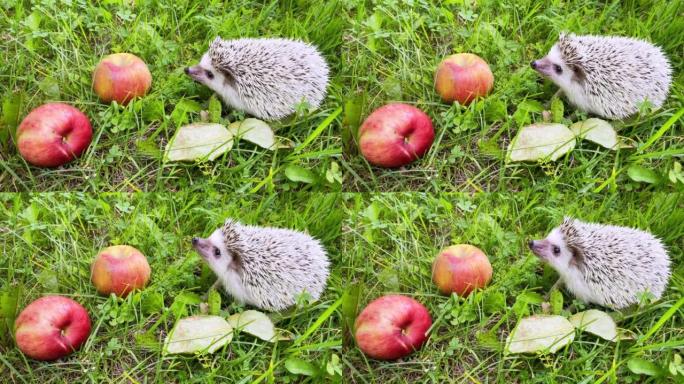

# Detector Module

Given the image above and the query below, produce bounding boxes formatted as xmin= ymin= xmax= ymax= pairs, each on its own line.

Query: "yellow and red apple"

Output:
xmin=354 ymin=295 xmax=432 ymax=360
xmin=14 ymin=296 xmax=91 ymax=361
xmin=91 ymin=245 xmax=151 ymax=297
xmin=358 ymin=103 xmax=435 ymax=168
xmin=432 ymin=244 xmax=492 ymax=297
xmin=93 ymin=53 xmax=152 ymax=105
xmin=16 ymin=103 xmax=93 ymax=168
xmin=435 ymin=53 xmax=494 ymax=105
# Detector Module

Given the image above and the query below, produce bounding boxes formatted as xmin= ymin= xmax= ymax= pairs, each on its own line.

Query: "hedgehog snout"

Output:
xmin=530 ymin=57 xmax=553 ymax=77
xmin=527 ymin=240 xmax=535 ymax=249
xmin=184 ymin=65 xmax=204 ymax=82
xmin=191 ymin=237 xmax=199 ymax=246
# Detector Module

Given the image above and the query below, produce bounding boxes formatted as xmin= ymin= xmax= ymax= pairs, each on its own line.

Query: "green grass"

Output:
xmin=0 ymin=192 xmax=345 ymax=382
xmin=1 ymin=0 xmax=682 ymax=192
xmin=339 ymin=0 xmax=684 ymax=192
xmin=1 ymin=0 xmax=684 ymax=383
xmin=3 ymin=193 xmax=681 ymax=382
xmin=0 ymin=1 xmax=347 ymax=192
xmin=341 ymin=192 xmax=684 ymax=383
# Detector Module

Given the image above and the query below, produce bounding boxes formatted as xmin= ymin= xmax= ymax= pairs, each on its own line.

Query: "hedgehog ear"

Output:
xmin=568 ymin=63 xmax=587 ymax=83
xmin=568 ymin=243 xmax=585 ymax=268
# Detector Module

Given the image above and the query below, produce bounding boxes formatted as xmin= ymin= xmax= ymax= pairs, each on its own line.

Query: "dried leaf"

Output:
xmin=164 ymin=315 xmax=233 ymax=355
xmin=568 ymin=309 xmax=617 ymax=342
xmin=507 ymin=123 xmax=575 ymax=162
xmin=228 ymin=118 xmax=275 ymax=150
xmin=505 ymin=315 xmax=575 ymax=354
xmin=165 ymin=123 xmax=233 ymax=162
xmin=569 ymin=118 xmax=618 ymax=150
xmin=227 ymin=310 xmax=276 ymax=342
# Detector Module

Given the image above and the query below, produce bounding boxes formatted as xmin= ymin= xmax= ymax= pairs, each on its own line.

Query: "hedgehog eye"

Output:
xmin=206 ymin=70 xmax=214 ymax=79
xmin=213 ymin=247 xmax=221 ymax=258
xmin=553 ymin=64 xmax=563 ymax=74
xmin=552 ymin=245 xmax=561 ymax=255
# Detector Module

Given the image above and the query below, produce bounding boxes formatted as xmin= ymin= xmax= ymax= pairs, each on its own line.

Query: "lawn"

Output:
xmin=1 ymin=0 xmax=684 ymax=383
xmin=341 ymin=192 xmax=684 ymax=382
xmin=339 ymin=0 xmax=684 ymax=192
xmin=1 ymin=0 xmax=682 ymax=192
xmin=0 ymin=192 xmax=345 ymax=382
xmin=0 ymin=0 xmax=347 ymax=192
xmin=1 ymin=194 xmax=683 ymax=383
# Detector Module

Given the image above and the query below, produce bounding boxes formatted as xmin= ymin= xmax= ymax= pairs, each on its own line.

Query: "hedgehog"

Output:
xmin=528 ymin=217 xmax=671 ymax=309
xmin=531 ymin=33 xmax=672 ymax=120
xmin=184 ymin=37 xmax=329 ymax=120
xmin=191 ymin=219 xmax=330 ymax=311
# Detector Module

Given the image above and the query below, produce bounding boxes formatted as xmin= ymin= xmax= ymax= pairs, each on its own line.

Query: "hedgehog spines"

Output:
xmin=217 ymin=220 xmax=329 ymax=311
xmin=205 ymin=37 xmax=329 ymax=120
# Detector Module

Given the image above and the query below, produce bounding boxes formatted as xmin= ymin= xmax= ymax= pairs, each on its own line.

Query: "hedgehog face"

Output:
xmin=185 ymin=53 xmax=231 ymax=93
xmin=532 ymin=45 xmax=575 ymax=90
xmin=529 ymin=228 xmax=574 ymax=271
xmin=191 ymin=228 xmax=234 ymax=274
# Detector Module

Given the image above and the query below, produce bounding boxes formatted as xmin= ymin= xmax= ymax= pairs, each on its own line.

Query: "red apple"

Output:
xmin=16 ymin=103 xmax=93 ymax=168
xmin=432 ymin=244 xmax=492 ymax=297
xmin=14 ymin=296 xmax=91 ymax=361
xmin=358 ymin=103 xmax=434 ymax=168
xmin=91 ymin=245 xmax=151 ymax=297
xmin=93 ymin=53 xmax=152 ymax=105
xmin=435 ymin=53 xmax=494 ymax=105
xmin=354 ymin=295 xmax=432 ymax=360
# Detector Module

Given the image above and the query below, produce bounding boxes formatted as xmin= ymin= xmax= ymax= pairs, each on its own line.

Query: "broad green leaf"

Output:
xmin=208 ymin=94 xmax=222 ymax=123
xmin=284 ymin=164 xmax=316 ymax=184
xmin=2 ymin=93 xmax=22 ymax=127
xmin=227 ymin=118 xmax=275 ymax=150
xmin=627 ymin=357 xmax=665 ymax=377
xmin=164 ymin=315 xmax=233 ymax=355
xmin=284 ymin=357 xmax=319 ymax=377
xmin=569 ymin=118 xmax=618 ymax=150
xmin=341 ymin=283 xmax=362 ymax=345
xmin=170 ymin=99 xmax=202 ymax=126
xmin=0 ymin=284 xmax=22 ymax=345
xmin=207 ymin=288 xmax=221 ymax=316
xmin=342 ymin=95 xmax=364 ymax=154
xmin=627 ymin=165 xmax=660 ymax=184
xmin=549 ymin=289 xmax=563 ymax=315
xmin=165 ymin=123 xmax=233 ymax=162
xmin=550 ymin=96 xmax=564 ymax=123
xmin=227 ymin=310 xmax=275 ymax=342
xmin=505 ymin=315 xmax=575 ymax=354
xmin=569 ymin=309 xmax=617 ymax=342
xmin=507 ymin=123 xmax=575 ymax=162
